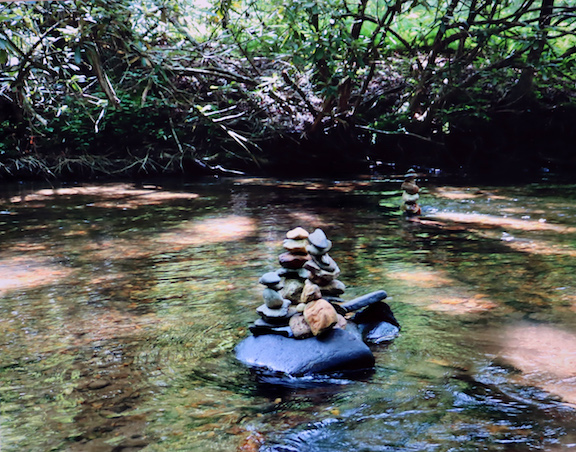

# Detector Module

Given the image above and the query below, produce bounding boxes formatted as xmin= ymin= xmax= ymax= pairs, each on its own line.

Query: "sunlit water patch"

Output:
xmin=0 ymin=255 xmax=72 ymax=296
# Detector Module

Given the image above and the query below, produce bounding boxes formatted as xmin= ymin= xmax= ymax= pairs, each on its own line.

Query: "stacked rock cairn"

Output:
xmin=400 ymin=169 xmax=422 ymax=216
xmin=250 ymin=227 xmax=348 ymax=339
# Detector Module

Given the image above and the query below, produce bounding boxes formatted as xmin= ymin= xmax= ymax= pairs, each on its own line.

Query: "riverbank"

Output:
xmin=2 ymin=102 xmax=575 ymax=183
xmin=2 ymin=1 xmax=575 ymax=184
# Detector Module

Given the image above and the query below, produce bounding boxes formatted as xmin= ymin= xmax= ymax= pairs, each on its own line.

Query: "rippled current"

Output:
xmin=1 ymin=178 xmax=576 ymax=451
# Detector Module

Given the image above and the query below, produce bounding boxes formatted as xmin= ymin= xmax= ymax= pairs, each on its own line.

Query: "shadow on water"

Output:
xmin=1 ymin=179 xmax=576 ymax=451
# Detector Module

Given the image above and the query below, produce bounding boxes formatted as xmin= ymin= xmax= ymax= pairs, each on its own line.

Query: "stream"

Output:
xmin=1 ymin=177 xmax=576 ymax=451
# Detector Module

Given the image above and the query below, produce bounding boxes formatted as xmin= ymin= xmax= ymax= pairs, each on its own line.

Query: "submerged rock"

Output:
xmin=361 ymin=321 xmax=400 ymax=344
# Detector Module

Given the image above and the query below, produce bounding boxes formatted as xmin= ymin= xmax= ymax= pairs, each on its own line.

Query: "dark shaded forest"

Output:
xmin=1 ymin=0 xmax=575 ymax=181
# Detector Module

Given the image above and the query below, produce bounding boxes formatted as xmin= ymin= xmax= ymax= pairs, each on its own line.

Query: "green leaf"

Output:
xmin=74 ymin=47 xmax=82 ymax=65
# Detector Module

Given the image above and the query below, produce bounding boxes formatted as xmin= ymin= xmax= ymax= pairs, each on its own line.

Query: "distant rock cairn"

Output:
xmin=400 ymin=169 xmax=422 ymax=216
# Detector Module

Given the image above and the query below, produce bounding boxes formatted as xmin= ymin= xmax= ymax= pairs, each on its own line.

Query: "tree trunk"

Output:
xmin=507 ymin=0 xmax=554 ymax=104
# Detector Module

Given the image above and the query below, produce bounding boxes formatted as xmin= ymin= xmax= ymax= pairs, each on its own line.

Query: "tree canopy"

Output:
xmin=1 ymin=0 xmax=575 ymax=179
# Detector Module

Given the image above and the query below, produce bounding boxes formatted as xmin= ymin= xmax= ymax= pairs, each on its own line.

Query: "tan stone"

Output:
xmin=304 ymin=299 xmax=338 ymax=336
xmin=289 ymin=313 xmax=313 ymax=338
xmin=286 ymin=227 xmax=309 ymax=240
xmin=402 ymin=192 xmax=419 ymax=203
xmin=283 ymin=238 xmax=308 ymax=254
xmin=281 ymin=279 xmax=305 ymax=303
xmin=334 ymin=314 xmax=348 ymax=329
xmin=300 ymin=279 xmax=322 ymax=304
xmin=401 ymin=181 xmax=420 ymax=194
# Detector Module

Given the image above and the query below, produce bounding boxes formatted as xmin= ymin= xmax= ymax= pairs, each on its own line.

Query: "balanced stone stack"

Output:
xmin=278 ymin=227 xmax=311 ymax=303
xmin=401 ymin=169 xmax=422 ymax=216
xmin=289 ymin=228 xmax=347 ymax=338
xmin=250 ymin=227 xmax=347 ymax=339
xmin=249 ymin=271 xmax=293 ymax=337
xmin=304 ymin=229 xmax=346 ymax=300
xmin=236 ymin=228 xmax=400 ymax=376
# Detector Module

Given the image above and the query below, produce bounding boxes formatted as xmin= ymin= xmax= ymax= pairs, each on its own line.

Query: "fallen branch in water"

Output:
xmin=356 ymin=125 xmax=441 ymax=145
xmin=191 ymin=158 xmax=245 ymax=176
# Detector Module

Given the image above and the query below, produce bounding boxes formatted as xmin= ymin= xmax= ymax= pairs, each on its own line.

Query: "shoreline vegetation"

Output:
xmin=1 ymin=0 xmax=575 ymax=181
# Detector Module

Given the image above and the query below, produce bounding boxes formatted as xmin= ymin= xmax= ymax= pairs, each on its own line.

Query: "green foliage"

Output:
xmin=207 ymin=0 xmax=575 ymax=129
xmin=0 ymin=0 xmax=575 ymax=176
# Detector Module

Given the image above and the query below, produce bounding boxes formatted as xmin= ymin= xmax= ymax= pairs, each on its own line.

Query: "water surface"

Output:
xmin=1 ymin=178 xmax=576 ymax=451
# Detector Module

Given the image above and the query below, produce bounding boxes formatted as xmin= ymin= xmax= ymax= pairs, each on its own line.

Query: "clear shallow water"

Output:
xmin=1 ymin=178 xmax=576 ymax=451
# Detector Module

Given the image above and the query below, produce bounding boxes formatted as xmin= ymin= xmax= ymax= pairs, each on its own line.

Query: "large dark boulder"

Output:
xmin=235 ymin=289 xmax=400 ymax=376
xmin=235 ymin=328 xmax=375 ymax=376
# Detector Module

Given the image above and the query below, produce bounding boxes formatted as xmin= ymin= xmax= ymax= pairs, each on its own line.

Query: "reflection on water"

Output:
xmin=1 ymin=180 xmax=576 ymax=451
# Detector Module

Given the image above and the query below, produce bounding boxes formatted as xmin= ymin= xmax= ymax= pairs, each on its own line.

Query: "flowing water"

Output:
xmin=1 ymin=177 xmax=576 ymax=451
